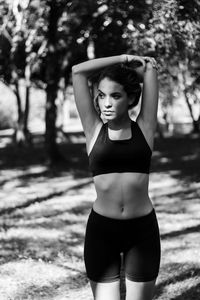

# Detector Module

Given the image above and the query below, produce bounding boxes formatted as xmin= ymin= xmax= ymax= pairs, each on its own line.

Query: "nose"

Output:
xmin=104 ymin=96 xmax=112 ymax=108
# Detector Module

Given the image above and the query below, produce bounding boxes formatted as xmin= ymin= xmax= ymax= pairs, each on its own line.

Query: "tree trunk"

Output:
xmin=13 ymin=80 xmax=32 ymax=146
xmin=24 ymin=84 xmax=32 ymax=144
xmin=182 ymin=73 xmax=200 ymax=133
xmin=45 ymin=84 xmax=63 ymax=163
xmin=14 ymin=81 xmax=26 ymax=145
xmin=183 ymin=90 xmax=199 ymax=133
xmin=24 ymin=62 xmax=32 ymax=143
xmin=44 ymin=0 xmax=65 ymax=164
xmin=24 ymin=85 xmax=30 ymax=131
xmin=178 ymin=64 xmax=199 ymax=134
xmin=15 ymin=81 xmax=22 ymax=122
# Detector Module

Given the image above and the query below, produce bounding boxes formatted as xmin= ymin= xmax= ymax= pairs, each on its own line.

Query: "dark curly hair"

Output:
xmin=91 ymin=62 xmax=142 ymax=111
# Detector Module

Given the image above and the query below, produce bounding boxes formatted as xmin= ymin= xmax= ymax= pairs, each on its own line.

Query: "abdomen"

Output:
xmin=93 ymin=172 xmax=153 ymax=219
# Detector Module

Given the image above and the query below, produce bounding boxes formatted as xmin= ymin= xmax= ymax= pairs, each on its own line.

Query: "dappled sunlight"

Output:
xmin=161 ymin=276 xmax=200 ymax=299
xmin=158 ymin=211 xmax=200 ymax=235
xmin=148 ymin=163 xmax=200 ymax=299
xmin=0 ymin=137 xmax=13 ymax=149
xmin=0 ymin=167 xmax=94 ymax=214
xmin=0 ymin=259 xmax=84 ymax=300
xmin=162 ymin=231 xmax=200 ymax=258
xmin=0 ymin=227 xmax=64 ymax=241
xmin=0 ymin=137 xmax=199 ymax=299
xmin=0 ymin=165 xmax=49 ymax=181
xmin=0 ymin=186 xmax=91 ymax=299
xmin=152 ymin=136 xmax=200 ymax=184
xmin=0 ymin=193 xmax=92 ymax=266
xmin=181 ymin=153 xmax=199 ymax=161
xmin=149 ymin=173 xmax=180 ymax=196
xmin=159 ymin=157 xmax=172 ymax=164
xmin=150 ymin=172 xmax=200 ymax=209
xmin=0 ymin=0 xmax=199 ymax=297
xmin=155 ymin=262 xmax=200 ymax=298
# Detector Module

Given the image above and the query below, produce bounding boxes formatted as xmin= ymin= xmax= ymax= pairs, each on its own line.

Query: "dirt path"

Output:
xmin=0 ymin=135 xmax=200 ymax=299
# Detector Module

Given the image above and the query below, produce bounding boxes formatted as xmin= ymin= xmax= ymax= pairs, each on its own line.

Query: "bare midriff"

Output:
xmin=93 ymin=172 xmax=153 ymax=219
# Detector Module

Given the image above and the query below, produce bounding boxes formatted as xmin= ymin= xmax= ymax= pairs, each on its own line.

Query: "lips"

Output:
xmin=103 ymin=111 xmax=114 ymax=114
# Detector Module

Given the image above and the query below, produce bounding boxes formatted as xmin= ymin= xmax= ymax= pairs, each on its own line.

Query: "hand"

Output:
xmin=124 ymin=54 xmax=158 ymax=70
xmin=143 ymin=56 xmax=158 ymax=70
xmin=124 ymin=55 xmax=146 ymax=67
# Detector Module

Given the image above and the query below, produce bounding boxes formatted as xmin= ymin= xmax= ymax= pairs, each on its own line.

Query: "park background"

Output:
xmin=0 ymin=0 xmax=200 ymax=299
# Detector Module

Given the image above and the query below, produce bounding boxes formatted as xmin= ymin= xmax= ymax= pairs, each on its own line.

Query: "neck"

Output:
xmin=107 ymin=114 xmax=131 ymax=129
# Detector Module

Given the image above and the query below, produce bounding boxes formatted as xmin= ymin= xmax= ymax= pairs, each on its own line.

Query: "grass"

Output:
xmin=0 ymin=132 xmax=200 ymax=299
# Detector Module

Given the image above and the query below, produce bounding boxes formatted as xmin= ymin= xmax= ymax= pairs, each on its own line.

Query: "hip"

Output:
xmin=85 ymin=206 xmax=160 ymax=244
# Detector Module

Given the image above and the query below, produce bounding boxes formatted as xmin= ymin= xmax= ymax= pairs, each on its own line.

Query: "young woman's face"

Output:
xmin=97 ymin=78 xmax=130 ymax=121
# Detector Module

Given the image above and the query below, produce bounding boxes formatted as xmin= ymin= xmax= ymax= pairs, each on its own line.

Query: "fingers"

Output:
xmin=136 ymin=57 xmax=146 ymax=67
xmin=143 ymin=56 xmax=158 ymax=69
xmin=125 ymin=55 xmax=146 ymax=67
xmin=124 ymin=54 xmax=158 ymax=69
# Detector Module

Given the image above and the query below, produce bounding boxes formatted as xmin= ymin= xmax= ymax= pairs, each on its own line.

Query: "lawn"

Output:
xmin=0 ymin=132 xmax=200 ymax=300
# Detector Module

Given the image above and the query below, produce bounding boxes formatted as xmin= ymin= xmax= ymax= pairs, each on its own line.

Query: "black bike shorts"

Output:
xmin=84 ymin=208 xmax=161 ymax=283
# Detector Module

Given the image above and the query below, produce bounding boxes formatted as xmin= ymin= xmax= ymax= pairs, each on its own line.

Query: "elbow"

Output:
xmin=72 ymin=65 xmax=89 ymax=80
xmin=72 ymin=65 xmax=79 ymax=75
xmin=72 ymin=64 xmax=85 ymax=76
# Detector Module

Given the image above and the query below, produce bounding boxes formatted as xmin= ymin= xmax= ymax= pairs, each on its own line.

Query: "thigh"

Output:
xmin=84 ymin=209 xmax=121 ymax=283
xmin=90 ymin=280 xmax=120 ymax=300
xmin=125 ymin=278 xmax=156 ymax=300
xmin=124 ymin=210 xmax=161 ymax=282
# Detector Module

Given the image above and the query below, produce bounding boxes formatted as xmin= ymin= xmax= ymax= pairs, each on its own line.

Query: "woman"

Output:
xmin=72 ymin=54 xmax=160 ymax=300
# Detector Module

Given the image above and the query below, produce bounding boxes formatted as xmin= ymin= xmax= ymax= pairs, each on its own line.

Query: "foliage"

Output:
xmin=0 ymin=105 xmax=16 ymax=129
xmin=66 ymin=0 xmax=200 ymax=127
xmin=121 ymin=0 xmax=200 ymax=128
xmin=0 ymin=0 xmax=200 ymax=138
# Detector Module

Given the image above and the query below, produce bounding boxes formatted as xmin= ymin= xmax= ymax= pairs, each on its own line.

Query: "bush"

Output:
xmin=0 ymin=109 xmax=16 ymax=129
xmin=0 ymin=83 xmax=17 ymax=130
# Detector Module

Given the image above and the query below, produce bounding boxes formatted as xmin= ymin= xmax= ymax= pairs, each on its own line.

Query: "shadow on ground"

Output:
xmin=0 ymin=132 xmax=199 ymax=180
xmin=152 ymin=135 xmax=200 ymax=183
xmin=0 ymin=132 xmax=199 ymax=299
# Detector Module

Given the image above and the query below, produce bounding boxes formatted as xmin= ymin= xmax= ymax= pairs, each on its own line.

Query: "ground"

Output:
xmin=0 ymin=131 xmax=200 ymax=300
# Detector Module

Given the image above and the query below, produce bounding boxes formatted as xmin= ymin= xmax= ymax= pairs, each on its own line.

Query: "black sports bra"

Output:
xmin=88 ymin=121 xmax=152 ymax=176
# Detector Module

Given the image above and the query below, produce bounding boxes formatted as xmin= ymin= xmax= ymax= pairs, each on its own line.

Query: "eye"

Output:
xmin=112 ymin=94 xmax=121 ymax=99
xmin=98 ymin=93 xmax=105 ymax=99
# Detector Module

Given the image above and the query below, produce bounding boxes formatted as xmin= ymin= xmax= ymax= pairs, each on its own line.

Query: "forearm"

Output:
xmin=72 ymin=55 xmax=124 ymax=76
xmin=143 ymin=62 xmax=158 ymax=85
xmin=142 ymin=62 xmax=159 ymax=115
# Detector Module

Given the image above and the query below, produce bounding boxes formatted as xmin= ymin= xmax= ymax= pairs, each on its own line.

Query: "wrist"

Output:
xmin=120 ymin=54 xmax=127 ymax=63
xmin=143 ymin=57 xmax=158 ymax=71
xmin=145 ymin=61 xmax=158 ymax=71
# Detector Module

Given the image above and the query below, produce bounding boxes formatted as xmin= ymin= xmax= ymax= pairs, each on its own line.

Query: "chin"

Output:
xmin=103 ymin=115 xmax=116 ymax=121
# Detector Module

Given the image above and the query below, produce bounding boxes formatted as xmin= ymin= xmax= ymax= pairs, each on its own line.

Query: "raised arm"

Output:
xmin=72 ymin=55 xmax=125 ymax=149
xmin=136 ymin=58 xmax=159 ymax=150
xmin=118 ymin=54 xmax=158 ymax=149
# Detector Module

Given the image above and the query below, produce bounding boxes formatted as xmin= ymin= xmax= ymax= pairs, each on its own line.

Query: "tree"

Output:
xmin=1 ymin=0 xmax=199 ymax=162
xmin=146 ymin=0 xmax=200 ymax=132
xmin=0 ymin=0 xmax=48 ymax=145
